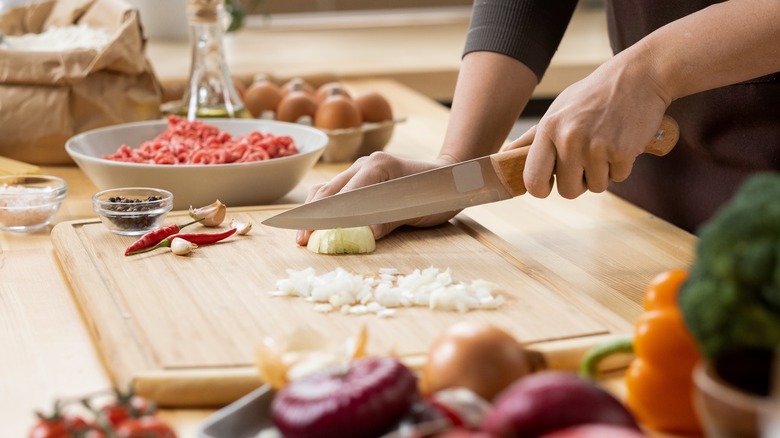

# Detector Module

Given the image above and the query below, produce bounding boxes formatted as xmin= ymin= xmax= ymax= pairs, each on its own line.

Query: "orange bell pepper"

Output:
xmin=581 ymin=270 xmax=703 ymax=436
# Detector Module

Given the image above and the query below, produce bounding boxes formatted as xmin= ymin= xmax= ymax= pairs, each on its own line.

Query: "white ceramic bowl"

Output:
xmin=66 ymin=119 xmax=328 ymax=210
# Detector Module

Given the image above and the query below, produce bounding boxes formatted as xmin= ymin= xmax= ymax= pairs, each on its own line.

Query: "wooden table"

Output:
xmin=149 ymin=6 xmax=613 ymax=102
xmin=0 ymin=78 xmax=695 ymax=436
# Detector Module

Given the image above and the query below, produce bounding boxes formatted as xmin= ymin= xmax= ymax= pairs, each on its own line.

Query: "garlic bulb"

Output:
xmin=307 ymin=226 xmax=376 ymax=254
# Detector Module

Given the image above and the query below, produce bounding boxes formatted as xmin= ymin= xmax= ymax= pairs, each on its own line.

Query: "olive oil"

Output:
xmin=176 ymin=106 xmax=252 ymax=119
xmin=179 ymin=0 xmax=246 ymax=120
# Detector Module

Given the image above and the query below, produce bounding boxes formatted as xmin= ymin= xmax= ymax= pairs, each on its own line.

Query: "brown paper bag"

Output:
xmin=0 ymin=0 xmax=162 ymax=165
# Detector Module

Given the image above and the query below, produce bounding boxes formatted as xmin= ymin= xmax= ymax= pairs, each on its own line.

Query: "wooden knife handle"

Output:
xmin=491 ymin=115 xmax=679 ymax=197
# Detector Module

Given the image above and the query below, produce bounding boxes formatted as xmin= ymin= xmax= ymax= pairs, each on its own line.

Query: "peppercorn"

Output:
xmin=103 ymin=195 xmax=167 ymax=230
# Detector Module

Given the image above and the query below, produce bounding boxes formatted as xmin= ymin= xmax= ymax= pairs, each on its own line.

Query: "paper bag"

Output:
xmin=0 ymin=0 xmax=162 ymax=165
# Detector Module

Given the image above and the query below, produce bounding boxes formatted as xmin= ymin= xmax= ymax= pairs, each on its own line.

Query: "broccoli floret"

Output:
xmin=679 ymin=172 xmax=780 ymax=365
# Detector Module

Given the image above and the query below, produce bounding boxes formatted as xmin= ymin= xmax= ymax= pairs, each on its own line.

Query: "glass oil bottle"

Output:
xmin=179 ymin=0 xmax=249 ymax=119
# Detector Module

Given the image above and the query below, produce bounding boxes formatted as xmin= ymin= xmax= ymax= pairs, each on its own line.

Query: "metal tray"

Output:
xmin=196 ymin=384 xmax=451 ymax=438
xmin=197 ymin=385 xmax=275 ymax=438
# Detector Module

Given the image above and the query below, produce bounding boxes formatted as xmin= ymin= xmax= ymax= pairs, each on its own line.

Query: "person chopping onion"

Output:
xmin=297 ymin=0 xmax=780 ymax=246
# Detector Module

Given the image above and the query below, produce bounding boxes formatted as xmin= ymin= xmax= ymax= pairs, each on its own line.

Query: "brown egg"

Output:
xmin=280 ymin=78 xmax=316 ymax=97
xmin=420 ymin=321 xmax=544 ymax=401
xmin=244 ymin=78 xmax=282 ymax=118
xmin=276 ymin=91 xmax=317 ymax=123
xmin=314 ymin=91 xmax=362 ymax=130
xmin=315 ymin=82 xmax=352 ymax=104
xmin=232 ymin=75 xmax=248 ymax=101
xmin=355 ymin=91 xmax=393 ymax=123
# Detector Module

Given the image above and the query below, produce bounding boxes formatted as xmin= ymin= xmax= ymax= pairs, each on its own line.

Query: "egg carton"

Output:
xmin=319 ymin=117 xmax=406 ymax=163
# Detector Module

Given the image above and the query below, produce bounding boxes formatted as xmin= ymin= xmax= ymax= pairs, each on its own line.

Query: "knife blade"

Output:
xmin=263 ymin=115 xmax=679 ymax=230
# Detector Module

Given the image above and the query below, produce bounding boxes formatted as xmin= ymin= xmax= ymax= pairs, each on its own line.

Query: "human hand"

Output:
xmin=513 ymin=53 xmax=671 ymax=199
xmin=295 ymin=152 xmax=461 ymax=245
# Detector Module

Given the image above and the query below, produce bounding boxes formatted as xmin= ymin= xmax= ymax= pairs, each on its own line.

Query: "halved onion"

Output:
xmin=307 ymin=226 xmax=376 ymax=254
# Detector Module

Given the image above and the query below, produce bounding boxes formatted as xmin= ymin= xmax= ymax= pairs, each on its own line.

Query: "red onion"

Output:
xmin=271 ymin=356 xmax=418 ymax=438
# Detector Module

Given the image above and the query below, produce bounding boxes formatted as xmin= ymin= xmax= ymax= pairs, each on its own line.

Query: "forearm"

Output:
xmin=637 ymin=0 xmax=780 ymax=102
xmin=438 ymin=51 xmax=537 ymax=165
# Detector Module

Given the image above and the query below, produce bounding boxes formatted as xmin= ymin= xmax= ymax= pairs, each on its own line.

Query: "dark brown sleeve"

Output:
xmin=463 ymin=0 xmax=579 ymax=81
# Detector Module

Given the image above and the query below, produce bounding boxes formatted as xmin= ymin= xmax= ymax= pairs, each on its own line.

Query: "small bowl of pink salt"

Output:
xmin=0 ymin=175 xmax=68 ymax=232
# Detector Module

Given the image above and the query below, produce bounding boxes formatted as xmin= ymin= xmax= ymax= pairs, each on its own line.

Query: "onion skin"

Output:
xmin=481 ymin=371 xmax=641 ymax=437
xmin=271 ymin=356 xmax=419 ymax=438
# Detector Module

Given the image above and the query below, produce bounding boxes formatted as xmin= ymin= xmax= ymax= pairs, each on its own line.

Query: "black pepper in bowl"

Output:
xmin=103 ymin=196 xmax=166 ymax=229
xmin=92 ymin=188 xmax=174 ymax=236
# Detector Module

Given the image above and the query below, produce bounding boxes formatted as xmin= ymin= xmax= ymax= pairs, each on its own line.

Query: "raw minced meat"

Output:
xmin=102 ymin=116 xmax=299 ymax=165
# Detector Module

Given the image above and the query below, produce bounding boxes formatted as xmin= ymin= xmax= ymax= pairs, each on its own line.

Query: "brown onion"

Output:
xmin=421 ymin=321 xmax=545 ymax=401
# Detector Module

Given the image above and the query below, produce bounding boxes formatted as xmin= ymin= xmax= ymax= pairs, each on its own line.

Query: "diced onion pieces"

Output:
xmin=269 ymin=266 xmax=505 ymax=317
xmin=306 ymin=227 xmax=376 ymax=254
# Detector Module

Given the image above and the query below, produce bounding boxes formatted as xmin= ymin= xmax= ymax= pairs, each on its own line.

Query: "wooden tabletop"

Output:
xmin=148 ymin=7 xmax=613 ymax=101
xmin=0 ymin=78 xmax=695 ymax=436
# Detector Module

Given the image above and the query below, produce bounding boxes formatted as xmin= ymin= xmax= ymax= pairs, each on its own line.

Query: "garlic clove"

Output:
xmin=171 ymin=238 xmax=197 ymax=256
xmin=230 ymin=218 xmax=252 ymax=235
xmin=189 ymin=199 xmax=227 ymax=227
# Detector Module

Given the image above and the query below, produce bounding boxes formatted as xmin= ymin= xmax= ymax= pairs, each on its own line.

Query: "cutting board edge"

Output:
xmin=132 ymin=332 xmax=631 ymax=408
xmin=51 ymin=221 xmax=165 ymax=389
xmin=51 ymin=207 xmax=629 ymax=408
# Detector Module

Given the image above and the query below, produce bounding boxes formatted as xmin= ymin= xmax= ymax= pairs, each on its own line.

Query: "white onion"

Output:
xmin=307 ymin=227 xmax=376 ymax=254
xmin=269 ymin=266 xmax=504 ymax=317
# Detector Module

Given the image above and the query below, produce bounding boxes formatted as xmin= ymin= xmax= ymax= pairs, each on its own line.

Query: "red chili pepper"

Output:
xmin=124 ymin=218 xmax=203 ymax=256
xmin=126 ymin=227 xmax=237 ymax=256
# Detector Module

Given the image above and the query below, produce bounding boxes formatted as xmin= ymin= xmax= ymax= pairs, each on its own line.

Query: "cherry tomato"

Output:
xmin=114 ymin=416 xmax=177 ymax=438
xmin=101 ymin=395 xmax=151 ymax=427
xmin=29 ymin=414 xmax=89 ymax=438
xmin=83 ymin=429 xmax=109 ymax=438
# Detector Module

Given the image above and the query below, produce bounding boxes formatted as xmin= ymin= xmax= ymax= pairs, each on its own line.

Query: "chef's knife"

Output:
xmin=263 ymin=115 xmax=679 ymax=230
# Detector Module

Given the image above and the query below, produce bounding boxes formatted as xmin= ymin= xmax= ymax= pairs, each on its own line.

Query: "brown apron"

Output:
xmin=605 ymin=0 xmax=780 ymax=233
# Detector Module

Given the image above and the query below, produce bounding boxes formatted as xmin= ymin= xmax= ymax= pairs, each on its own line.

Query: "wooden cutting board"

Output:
xmin=52 ymin=206 xmax=620 ymax=407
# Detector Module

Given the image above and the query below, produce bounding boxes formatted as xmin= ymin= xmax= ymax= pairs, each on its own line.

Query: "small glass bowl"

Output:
xmin=0 ymin=175 xmax=68 ymax=232
xmin=92 ymin=187 xmax=173 ymax=236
